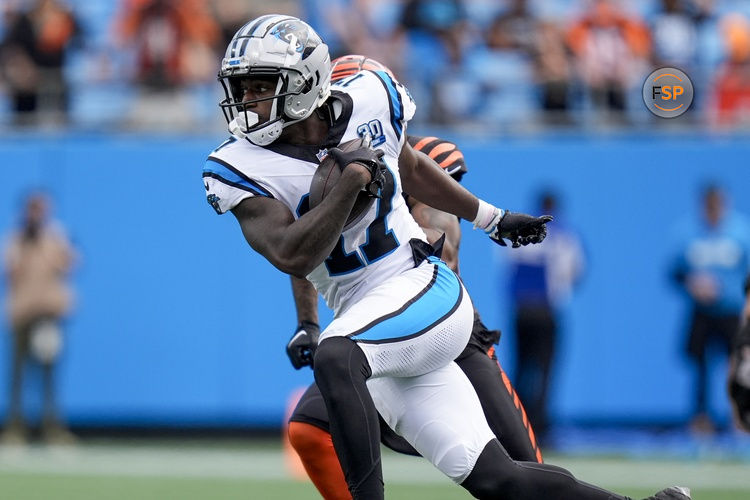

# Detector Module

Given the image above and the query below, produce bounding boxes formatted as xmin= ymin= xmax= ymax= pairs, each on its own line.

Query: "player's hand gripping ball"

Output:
xmin=308 ymin=135 xmax=387 ymax=229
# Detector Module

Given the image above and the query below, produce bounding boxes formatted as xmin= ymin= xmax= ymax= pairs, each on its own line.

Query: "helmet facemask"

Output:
xmin=219 ymin=71 xmax=289 ymax=146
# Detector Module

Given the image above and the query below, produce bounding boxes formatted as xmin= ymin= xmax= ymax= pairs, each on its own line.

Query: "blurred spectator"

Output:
xmin=692 ymin=0 xmax=723 ymax=73
xmin=400 ymin=0 xmax=467 ymax=48
xmin=2 ymin=192 xmax=77 ymax=446
xmin=490 ymin=0 xmax=536 ymax=53
xmin=462 ymin=11 xmax=536 ymax=128
xmin=533 ymin=20 xmax=573 ymax=125
xmin=669 ymin=183 xmax=750 ymax=434
xmin=116 ymin=0 xmax=218 ymax=89
xmin=506 ymin=191 xmax=586 ymax=444
xmin=114 ymin=0 xmax=220 ymax=127
xmin=567 ymin=0 xmax=651 ymax=121
xmin=711 ymin=13 xmax=750 ymax=127
xmin=398 ymin=0 xmax=472 ymax=124
xmin=0 ymin=0 xmax=82 ymax=126
xmin=650 ymin=0 xmax=699 ymax=69
xmin=322 ymin=0 xmax=404 ymax=70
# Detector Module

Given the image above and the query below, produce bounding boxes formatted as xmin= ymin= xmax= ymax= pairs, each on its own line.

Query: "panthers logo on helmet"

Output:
xmin=271 ymin=20 xmax=310 ymax=54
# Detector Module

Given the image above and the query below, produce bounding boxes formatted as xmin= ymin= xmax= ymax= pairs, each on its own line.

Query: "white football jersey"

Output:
xmin=203 ymin=70 xmax=426 ymax=315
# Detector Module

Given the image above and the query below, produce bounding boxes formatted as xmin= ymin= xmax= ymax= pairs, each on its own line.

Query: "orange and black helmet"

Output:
xmin=331 ymin=54 xmax=396 ymax=82
xmin=408 ymin=136 xmax=467 ymax=182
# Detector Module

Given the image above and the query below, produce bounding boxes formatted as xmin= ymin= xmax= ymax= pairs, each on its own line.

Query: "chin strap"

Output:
xmin=247 ymin=120 xmax=284 ymax=145
xmin=228 ymin=115 xmax=250 ymax=139
xmin=228 ymin=114 xmax=285 ymax=146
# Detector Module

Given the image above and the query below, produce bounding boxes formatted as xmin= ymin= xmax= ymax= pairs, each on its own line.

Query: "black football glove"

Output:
xmin=286 ymin=320 xmax=320 ymax=370
xmin=327 ymin=136 xmax=386 ymax=198
xmin=489 ymin=211 xmax=553 ymax=248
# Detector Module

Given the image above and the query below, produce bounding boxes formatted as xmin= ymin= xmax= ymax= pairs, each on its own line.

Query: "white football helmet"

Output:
xmin=218 ymin=15 xmax=332 ymax=146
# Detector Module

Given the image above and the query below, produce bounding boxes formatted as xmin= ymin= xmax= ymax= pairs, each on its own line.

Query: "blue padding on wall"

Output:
xmin=0 ymin=133 xmax=747 ymax=427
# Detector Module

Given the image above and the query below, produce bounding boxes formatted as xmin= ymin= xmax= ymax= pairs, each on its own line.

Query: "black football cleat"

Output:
xmin=642 ymin=486 xmax=691 ymax=500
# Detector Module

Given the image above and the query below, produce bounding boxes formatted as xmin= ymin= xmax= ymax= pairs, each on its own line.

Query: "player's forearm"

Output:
xmin=291 ymin=276 xmax=319 ymax=324
xmin=401 ymin=151 xmax=479 ymax=221
xmin=281 ymin=169 xmax=366 ymax=276
xmin=407 ymin=175 xmax=478 ymax=220
xmin=235 ymin=171 xmax=365 ymax=277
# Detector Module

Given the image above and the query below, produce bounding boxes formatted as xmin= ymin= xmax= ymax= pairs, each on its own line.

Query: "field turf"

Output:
xmin=0 ymin=438 xmax=748 ymax=499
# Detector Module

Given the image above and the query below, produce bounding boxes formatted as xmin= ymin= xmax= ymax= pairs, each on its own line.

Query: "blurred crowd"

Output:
xmin=1 ymin=0 xmax=750 ymax=132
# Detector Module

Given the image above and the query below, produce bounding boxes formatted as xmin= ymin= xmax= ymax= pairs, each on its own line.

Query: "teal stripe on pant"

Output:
xmin=353 ymin=258 xmax=461 ymax=342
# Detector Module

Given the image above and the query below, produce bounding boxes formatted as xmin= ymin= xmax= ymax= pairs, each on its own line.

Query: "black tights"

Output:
xmin=462 ymin=439 xmax=628 ymax=500
xmin=314 ymin=337 xmax=630 ymax=500
xmin=314 ymin=337 xmax=383 ymax=500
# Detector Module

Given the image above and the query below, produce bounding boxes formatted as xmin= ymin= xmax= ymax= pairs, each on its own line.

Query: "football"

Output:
xmin=308 ymin=137 xmax=375 ymax=229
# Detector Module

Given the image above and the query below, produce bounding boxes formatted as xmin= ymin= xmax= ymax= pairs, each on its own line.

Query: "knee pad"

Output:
xmin=314 ymin=337 xmax=371 ymax=387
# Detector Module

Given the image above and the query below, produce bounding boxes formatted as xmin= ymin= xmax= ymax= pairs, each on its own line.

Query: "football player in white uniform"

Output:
xmin=203 ymin=14 xmax=690 ymax=500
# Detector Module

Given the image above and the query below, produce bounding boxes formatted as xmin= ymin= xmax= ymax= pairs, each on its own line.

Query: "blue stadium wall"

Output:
xmin=0 ymin=133 xmax=748 ymax=429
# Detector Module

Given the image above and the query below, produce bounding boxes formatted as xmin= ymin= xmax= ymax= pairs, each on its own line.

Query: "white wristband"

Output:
xmin=472 ymin=199 xmax=504 ymax=232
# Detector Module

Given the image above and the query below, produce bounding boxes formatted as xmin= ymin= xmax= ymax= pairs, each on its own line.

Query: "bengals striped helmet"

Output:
xmin=331 ymin=54 xmax=395 ymax=82
xmin=408 ymin=136 xmax=467 ymax=182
